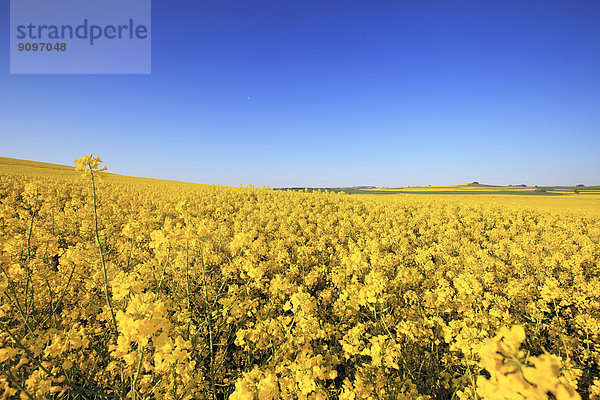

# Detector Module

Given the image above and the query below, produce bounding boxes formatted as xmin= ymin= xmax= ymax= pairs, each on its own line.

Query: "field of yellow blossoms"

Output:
xmin=1 ymin=155 xmax=599 ymax=399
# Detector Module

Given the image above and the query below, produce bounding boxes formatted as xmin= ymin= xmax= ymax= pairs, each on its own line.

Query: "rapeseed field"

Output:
xmin=0 ymin=156 xmax=598 ymax=399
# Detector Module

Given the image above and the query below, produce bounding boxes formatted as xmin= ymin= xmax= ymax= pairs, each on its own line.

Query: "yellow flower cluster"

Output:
xmin=475 ymin=325 xmax=580 ymax=399
xmin=0 ymin=156 xmax=599 ymax=399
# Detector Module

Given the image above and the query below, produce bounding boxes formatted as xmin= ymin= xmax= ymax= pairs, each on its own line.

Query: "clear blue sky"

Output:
xmin=2 ymin=0 xmax=599 ymax=187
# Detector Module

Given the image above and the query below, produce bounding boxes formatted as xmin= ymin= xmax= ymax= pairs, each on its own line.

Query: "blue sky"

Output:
xmin=1 ymin=0 xmax=599 ymax=187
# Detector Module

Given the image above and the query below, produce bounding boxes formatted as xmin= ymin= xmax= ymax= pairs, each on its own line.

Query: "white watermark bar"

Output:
xmin=10 ymin=0 xmax=151 ymax=74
